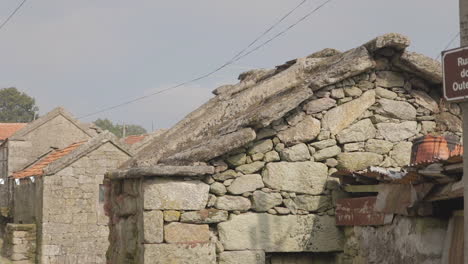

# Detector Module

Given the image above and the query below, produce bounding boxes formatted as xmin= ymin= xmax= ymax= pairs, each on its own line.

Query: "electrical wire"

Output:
xmin=0 ymin=0 xmax=28 ymax=32
xmin=78 ymin=0 xmax=334 ymax=119
xmin=435 ymin=32 xmax=460 ymax=60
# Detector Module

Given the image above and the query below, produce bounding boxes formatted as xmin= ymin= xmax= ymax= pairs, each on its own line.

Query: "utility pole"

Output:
xmin=462 ymin=0 xmax=468 ymax=262
xmin=122 ymin=122 xmax=126 ymax=138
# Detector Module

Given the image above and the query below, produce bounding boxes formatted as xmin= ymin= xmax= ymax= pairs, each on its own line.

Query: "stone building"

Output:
xmin=105 ymin=33 xmax=460 ymax=263
xmin=0 ymin=107 xmax=99 ymax=209
xmin=8 ymin=132 xmax=131 ymax=263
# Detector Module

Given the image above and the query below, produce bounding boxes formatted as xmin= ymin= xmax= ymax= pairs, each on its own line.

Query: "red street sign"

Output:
xmin=442 ymin=46 xmax=468 ymax=102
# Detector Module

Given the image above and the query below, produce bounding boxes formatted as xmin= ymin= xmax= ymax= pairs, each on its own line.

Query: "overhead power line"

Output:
xmin=435 ymin=32 xmax=460 ymax=60
xmin=0 ymin=0 xmax=28 ymax=32
xmin=78 ymin=0 xmax=334 ymax=119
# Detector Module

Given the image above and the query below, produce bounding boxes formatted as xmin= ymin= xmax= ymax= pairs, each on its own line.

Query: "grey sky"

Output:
xmin=0 ymin=0 xmax=459 ymax=131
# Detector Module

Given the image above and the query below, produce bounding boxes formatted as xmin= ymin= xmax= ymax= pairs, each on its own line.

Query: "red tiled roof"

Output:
xmin=123 ymin=134 xmax=148 ymax=145
xmin=0 ymin=123 xmax=27 ymax=140
xmin=11 ymin=141 xmax=87 ymax=179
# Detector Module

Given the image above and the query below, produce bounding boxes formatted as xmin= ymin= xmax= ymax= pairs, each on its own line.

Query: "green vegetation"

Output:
xmin=0 ymin=87 xmax=39 ymax=122
xmin=94 ymin=118 xmax=147 ymax=138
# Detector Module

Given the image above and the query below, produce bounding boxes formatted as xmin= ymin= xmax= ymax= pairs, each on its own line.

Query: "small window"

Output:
xmin=99 ymin=184 xmax=106 ymax=203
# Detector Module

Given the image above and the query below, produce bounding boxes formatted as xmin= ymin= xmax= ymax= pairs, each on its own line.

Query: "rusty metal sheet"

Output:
xmin=335 ymin=197 xmax=393 ymax=226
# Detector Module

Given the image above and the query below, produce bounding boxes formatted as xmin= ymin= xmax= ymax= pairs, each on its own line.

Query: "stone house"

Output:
xmin=105 ymin=33 xmax=461 ymax=263
xmin=7 ymin=132 xmax=131 ymax=264
xmin=0 ymin=107 xmax=100 ymax=209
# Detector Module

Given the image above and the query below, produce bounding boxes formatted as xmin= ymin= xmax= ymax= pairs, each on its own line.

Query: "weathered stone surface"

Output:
xmin=376 ymin=121 xmax=418 ymax=142
xmin=236 ymin=161 xmax=265 ymax=174
xmin=349 ymin=216 xmax=447 ymax=264
xmin=226 ymin=153 xmax=247 ymax=167
xmin=365 ymin=139 xmax=394 ymax=154
xmin=331 ymin=88 xmax=345 ymax=99
xmin=293 ymin=195 xmax=331 ymax=212
xmin=313 ymin=146 xmax=341 ymax=161
xmin=322 ymin=90 xmax=376 ymax=134
xmin=163 ymin=128 xmax=257 ymax=164
xmin=218 ymin=213 xmax=343 ymax=252
xmin=256 ymin=128 xmax=276 ymax=140
xmin=144 ymin=243 xmax=216 ymax=264
xmin=337 ymin=152 xmax=383 ymax=171
xmin=421 ymin=121 xmax=436 ymax=134
xmin=375 ymin=87 xmax=398 ymax=99
xmin=390 ymin=142 xmax=412 ymax=167
xmin=309 ymin=139 xmax=337 ymax=150
xmin=164 ymin=222 xmax=211 ymax=244
xmin=210 ymin=182 xmax=227 ymax=195
xmin=164 ymin=210 xmax=181 ymax=222
xmin=180 ymin=209 xmax=228 ymax=224
xmin=436 ymin=112 xmax=462 ymax=133
xmin=303 ymin=98 xmax=336 ymax=114
xmin=411 ymin=90 xmax=439 ymax=113
xmin=144 ymin=179 xmax=209 ymax=210
xmin=248 ymin=140 xmax=274 ymax=155
xmin=344 ymin=86 xmax=363 ymax=97
xmin=375 ymin=71 xmax=404 ymax=88
xmin=214 ymin=170 xmax=238 ymax=181
xmin=215 ymin=196 xmax=251 ymax=211
xmin=143 ymin=211 xmax=163 ymax=243
xmin=262 ymin=162 xmax=328 ymax=195
xmin=336 ymin=119 xmax=376 ymax=143
xmin=110 ymin=165 xmax=216 ymax=179
xmin=227 ymin=174 xmax=264 ymax=195
xmin=308 ymin=46 xmax=375 ymax=90
xmin=394 ymin=51 xmax=442 ymax=84
xmin=358 ymin=80 xmax=374 ymax=90
xmin=264 ymin=151 xmax=280 ymax=162
xmin=364 ymin=33 xmax=411 ymax=52
xmin=219 ymin=251 xmax=265 ymax=264
xmin=325 ymin=158 xmax=338 ymax=167
xmin=377 ymin=99 xmax=417 ymax=120
xmin=277 ymin=116 xmax=321 ymax=146
xmin=280 ymin=144 xmax=311 ymax=162
xmin=252 ymin=191 xmax=283 ymax=212
xmin=343 ymin=142 xmax=365 ymax=152
xmin=286 ymin=111 xmax=306 ymax=126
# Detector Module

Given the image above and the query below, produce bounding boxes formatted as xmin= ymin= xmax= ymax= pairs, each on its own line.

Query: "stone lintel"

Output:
xmin=106 ymin=165 xmax=215 ymax=179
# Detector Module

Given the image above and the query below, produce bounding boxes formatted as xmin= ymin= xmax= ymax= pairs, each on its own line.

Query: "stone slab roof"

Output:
xmin=11 ymin=131 xmax=131 ymax=179
xmin=0 ymin=123 xmax=27 ymax=140
xmin=120 ymin=33 xmax=442 ymax=170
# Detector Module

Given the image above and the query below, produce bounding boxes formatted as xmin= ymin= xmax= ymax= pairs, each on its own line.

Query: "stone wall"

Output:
xmin=107 ymin=48 xmax=460 ymax=263
xmin=39 ymin=142 xmax=130 ymax=264
xmin=3 ymin=223 xmax=36 ymax=264
xmin=341 ymin=216 xmax=448 ymax=264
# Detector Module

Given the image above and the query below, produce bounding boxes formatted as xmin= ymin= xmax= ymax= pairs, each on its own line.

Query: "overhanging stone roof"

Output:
xmin=119 ymin=33 xmax=442 ymax=171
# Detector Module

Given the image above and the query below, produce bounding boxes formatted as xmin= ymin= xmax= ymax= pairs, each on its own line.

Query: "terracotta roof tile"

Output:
xmin=0 ymin=123 xmax=27 ymax=140
xmin=123 ymin=135 xmax=148 ymax=145
xmin=11 ymin=141 xmax=87 ymax=179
